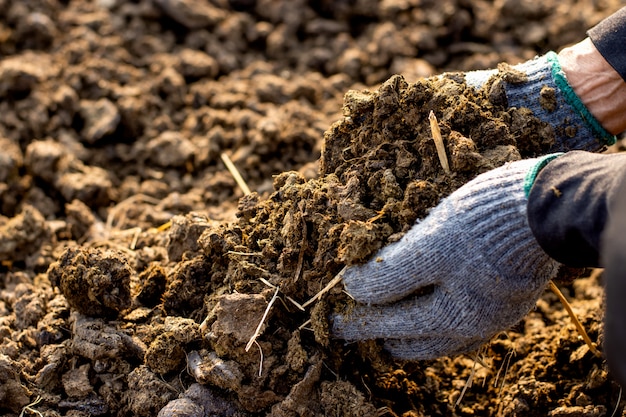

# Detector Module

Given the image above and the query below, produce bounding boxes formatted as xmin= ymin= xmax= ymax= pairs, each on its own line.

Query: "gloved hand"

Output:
xmin=331 ymin=155 xmax=563 ymax=360
xmin=459 ymin=50 xmax=616 ymax=153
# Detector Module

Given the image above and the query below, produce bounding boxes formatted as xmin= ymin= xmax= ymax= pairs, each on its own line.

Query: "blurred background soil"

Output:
xmin=1 ymin=0 xmax=625 ymax=416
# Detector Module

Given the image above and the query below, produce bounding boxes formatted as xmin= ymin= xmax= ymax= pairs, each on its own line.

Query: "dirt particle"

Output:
xmin=48 ymin=247 xmax=132 ymax=318
xmin=125 ymin=365 xmax=178 ymax=416
xmin=157 ymin=398 xmax=204 ymax=417
xmin=62 ymin=363 xmax=93 ymax=398
xmin=135 ymin=263 xmax=167 ymax=307
xmin=145 ymin=333 xmax=187 ymax=375
xmin=310 ymin=300 xmax=330 ymax=348
xmin=320 ymin=380 xmax=378 ymax=416
xmin=166 ymin=213 xmax=213 ymax=262
xmin=209 ymin=292 xmax=270 ymax=352
xmin=338 ymin=220 xmax=387 ymax=265
xmin=448 ymin=131 xmax=483 ymax=172
xmin=145 ymin=317 xmax=201 ymax=375
xmin=270 ymin=357 xmax=323 ymax=417
xmin=70 ymin=313 xmax=145 ymax=361
xmin=0 ymin=54 xmax=44 ymax=97
xmin=565 ymin=124 xmax=579 ymax=138
xmin=0 ymin=205 xmax=49 ymax=262
xmin=540 ymin=85 xmax=558 ymax=112
xmin=0 ymin=136 xmax=23 ymax=183
xmin=187 ymin=350 xmax=244 ymax=391
xmin=154 ymin=0 xmax=227 ymax=29
xmin=286 ymin=330 xmax=308 ymax=373
xmin=178 ymin=48 xmax=219 ymax=79
xmin=79 ymin=98 xmax=120 ymax=144
xmin=0 ymin=354 xmax=31 ymax=412
xmin=497 ymin=62 xmax=529 ymax=84
xmin=548 ymin=405 xmax=606 ymax=417
xmin=146 ymin=131 xmax=197 ymax=169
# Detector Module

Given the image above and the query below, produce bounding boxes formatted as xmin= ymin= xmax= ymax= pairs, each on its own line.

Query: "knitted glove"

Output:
xmin=463 ymin=52 xmax=615 ymax=153
xmin=331 ymin=155 xmax=562 ymax=360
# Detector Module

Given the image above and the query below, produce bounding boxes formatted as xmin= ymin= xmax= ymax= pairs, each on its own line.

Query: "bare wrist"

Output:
xmin=558 ymin=38 xmax=626 ymax=135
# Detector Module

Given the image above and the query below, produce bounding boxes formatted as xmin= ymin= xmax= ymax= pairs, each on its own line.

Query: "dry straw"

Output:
xmin=246 ymin=286 xmax=280 ymax=352
xmin=221 ymin=152 xmax=252 ymax=195
xmin=302 ymin=267 xmax=346 ymax=308
xmin=549 ymin=280 xmax=601 ymax=357
xmin=429 ymin=111 xmax=451 ymax=174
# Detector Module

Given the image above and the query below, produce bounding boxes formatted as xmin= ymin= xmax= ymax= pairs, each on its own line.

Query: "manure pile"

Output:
xmin=49 ymin=72 xmax=557 ymax=415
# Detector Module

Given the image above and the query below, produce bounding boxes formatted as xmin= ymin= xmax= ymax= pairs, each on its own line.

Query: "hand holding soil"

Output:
xmin=332 ymin=156 xmax=562 ymax=360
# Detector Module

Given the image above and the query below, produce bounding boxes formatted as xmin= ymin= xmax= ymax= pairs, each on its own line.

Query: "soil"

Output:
xmin=1 ymin=1 xmax=625 ymax=416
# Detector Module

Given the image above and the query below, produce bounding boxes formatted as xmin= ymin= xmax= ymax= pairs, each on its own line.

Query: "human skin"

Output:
xmin=559 ymin=37 xmax=626 ymax=135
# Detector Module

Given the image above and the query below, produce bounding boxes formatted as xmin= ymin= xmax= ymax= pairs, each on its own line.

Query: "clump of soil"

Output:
xmin=147 ymin=70 xmax=557 ymax=415
xmin=48 ymin=247 xmax=132 ymax=318
xmin=49 ymin=70 xmax=555 ymax=415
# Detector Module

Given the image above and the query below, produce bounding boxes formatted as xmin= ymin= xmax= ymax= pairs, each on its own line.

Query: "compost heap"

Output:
xmin=44 ymin=69 xmax=565 ymax=417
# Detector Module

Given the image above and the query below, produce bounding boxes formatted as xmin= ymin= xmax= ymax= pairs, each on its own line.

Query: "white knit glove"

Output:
xmin=331 ymin=155 xmax=562 ymax=360
xmin=463 ymin=52 xmax=615 ymax=152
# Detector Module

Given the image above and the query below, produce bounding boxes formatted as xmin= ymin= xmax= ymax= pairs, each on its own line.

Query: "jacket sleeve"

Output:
xmin=527 ymin=151 xmax=626 ymax=267
xmin=588 ymin=7 xmax=626 ymax=82
xmin=603 ymin=171 xmax=626 ymax=388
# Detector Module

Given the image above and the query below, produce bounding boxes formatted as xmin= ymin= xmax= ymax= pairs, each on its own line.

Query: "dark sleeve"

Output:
xmin=526 ymin=151 xmax=626 ymax=267
xmin=588 ymin=7 xmax=626 ymax=82
xmin=603 ymin=173 xmax=626 ymax=388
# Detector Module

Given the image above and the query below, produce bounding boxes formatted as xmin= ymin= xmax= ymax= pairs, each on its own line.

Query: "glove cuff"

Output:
xmin=544 ymin=52 xmax=615 ymax=148
xmin=465 ymin=53 xmax=616 ymax=152
xmin=506 ymin=52 xmax=616 ymax=152
xmin=523 ymin=153 xmax=564 ymax=197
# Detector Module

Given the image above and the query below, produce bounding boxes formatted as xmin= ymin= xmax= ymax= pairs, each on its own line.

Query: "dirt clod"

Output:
xmin=48 ymin=247 xmax=132 ymax=318
xmin=0 ymin=205 xmax=49 ymax=262
xmin=0 ymin=354 xmax=31 ymax=412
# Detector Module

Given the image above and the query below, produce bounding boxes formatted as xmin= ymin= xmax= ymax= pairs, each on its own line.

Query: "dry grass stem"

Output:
xmin=19 ymin=396 xmax=43 ymax=417
xmin=227 ymin=251 xmax=263 ymax=256
xmin=376 ymin=407 xmax=400 ymax=417
xmin=258 ymin=277 xmax=305 ymax=311
xmin=610 ymin=387 xmax=622 ymax=417
xmin=549 ymin=281 xmax=602 ymax=358
xmin=298 ymin=319 xmax=312 ymax=330
xmin=286 ymin=296 xmax=305 ymax=311
xmin=495 ymin=347 xmax=515 ymax=396
xmin=455 ymin=357 xmax=480 ymax=409
xmin=428 ymin=111 xmax=450 ymax=174
xmin=156 ymin=220 xmax=172 ymax=232
xmin=246 ymin=286 xmax=280 ymax=351
xmin=129 ymin=227 xmax=141 ymax=250
xmin=221 ymin=152 xmax=252 ymax=195
xmin=258 ymin=277 xmax=274 ymax=288
xmin=302 ymin=267 xmax=346 ymax=308
xmin=199 ymin=314 xmax=210 ymax=333
xmin=253 ymin=340 xmax=264 ymax=376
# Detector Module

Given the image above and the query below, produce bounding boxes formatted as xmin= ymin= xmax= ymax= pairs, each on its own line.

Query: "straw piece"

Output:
xmin=429 ymin=111 xmax=451 ymax=174
xmin=258 ymin=277 xmax=305 ymax=311
xmin=549 ymin=281 xmax=602 ymax=358
xmin=221 ymin=152 xmax=252 ymax=195
xmin=245 ymin=286 xmax=280 ymax=351
xmin=302 ymin=267 xmax=346 ymax=308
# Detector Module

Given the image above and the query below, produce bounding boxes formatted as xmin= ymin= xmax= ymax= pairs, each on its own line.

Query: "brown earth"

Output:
xmin=1 ymin=1 xmax=625 ymax=416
